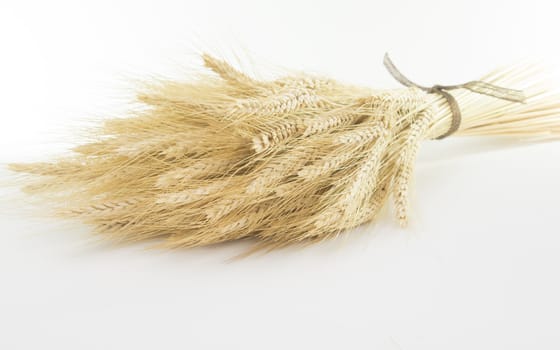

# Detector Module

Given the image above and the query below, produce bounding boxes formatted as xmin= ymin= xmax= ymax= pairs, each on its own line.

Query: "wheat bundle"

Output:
xmin=9 ymin=53 xmax=560 ymax=251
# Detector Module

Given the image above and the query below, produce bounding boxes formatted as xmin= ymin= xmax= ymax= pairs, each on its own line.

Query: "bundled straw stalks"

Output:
xmin=9 ymin=54 xmax=560 ymax=251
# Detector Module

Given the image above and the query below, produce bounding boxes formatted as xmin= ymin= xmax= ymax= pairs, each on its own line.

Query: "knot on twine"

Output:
xmin=383 ymin=53 xmax=526 ymax=139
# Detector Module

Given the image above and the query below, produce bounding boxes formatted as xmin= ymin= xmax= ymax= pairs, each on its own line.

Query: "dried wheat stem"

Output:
xmin=229 ymin=87 xmax=320 ymax=118
xmin=245 ymin=146 xmax=310 ymax=194
xmin=204 ymin=198 xmax=245 ymax=221
xmin=202 ymin=53 xmax=264 ymax=89
xmin=302 ymin=108 xmax=359 ymax=137
xmin=65 ymin=198 xmax=141 ymax=216
xmin=155 ymin=180 xmax=228 ymax=204
xmin=314 ymin=174 xmax=392 ymax=231
xmin=116 ymin=134 xmax=188 ymax=158
xmin=98 ymin=220 xmax=130 ymax=234
xmin=393 ymin=109 xmax=434 ymax=226
xmin=252 ymin=118 xmax=303 ymax=153
xmin=156 ymin=159 xmax=233 ymax=188
xmin=277 ymin=76 xmax=335 ymax=91
xmin=334 ymin=122 xmax=385 ymax=145
xmin=9 ymin=53 xmax=560 ymax=251
xmin=160 ymin=139 xmax=202 ymax=160
xmin=297 ymin=151 xmax=357 ymax=180
xmin=165 ymin=205 xmax=269 ymax=248
xmin=340 ymin=129 xmax=390 ymax=219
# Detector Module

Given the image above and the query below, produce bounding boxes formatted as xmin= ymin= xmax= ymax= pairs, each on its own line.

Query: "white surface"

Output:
xmin=1 ymin=1 xmax=560 ymax=349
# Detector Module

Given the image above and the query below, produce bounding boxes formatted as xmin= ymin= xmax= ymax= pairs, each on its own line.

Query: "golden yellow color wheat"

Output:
xmin=8 ymin=54 xmax=560 ymax=251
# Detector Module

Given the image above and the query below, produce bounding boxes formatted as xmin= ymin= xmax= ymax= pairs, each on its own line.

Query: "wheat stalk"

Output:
xmin=8 ymin=53 xmax=560 ymax=252
xmin=251 ymin=118 xmax=303 ymax=153
xmin=302 ymin=107 xmax=359 ymax=137
xmin=228 ymin=87 xmax=320 ymax=118
xmin=392 ymin=109 xmax=434 ymax=226
xmin=202 ymin=53 xmax=264 ymax=89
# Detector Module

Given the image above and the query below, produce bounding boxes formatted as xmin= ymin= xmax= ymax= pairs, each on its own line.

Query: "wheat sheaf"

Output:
xmin=9 ymin=53 xmax=560 ymax=251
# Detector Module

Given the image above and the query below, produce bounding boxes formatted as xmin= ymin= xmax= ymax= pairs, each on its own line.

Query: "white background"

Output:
xmin=1 ymin=1 xmax=559 ymax=349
